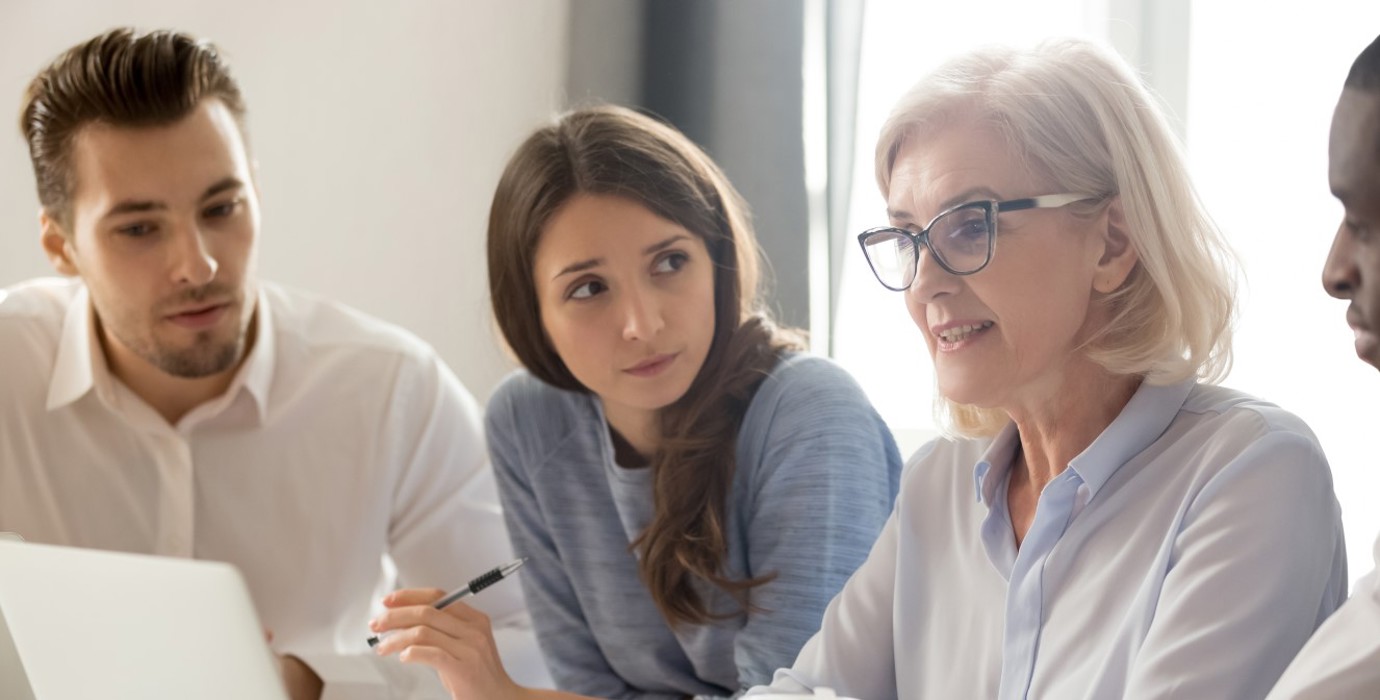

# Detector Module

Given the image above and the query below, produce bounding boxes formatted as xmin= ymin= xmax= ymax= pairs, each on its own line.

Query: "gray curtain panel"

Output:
xmin=566 ymin=0 xmax=864 ymax=342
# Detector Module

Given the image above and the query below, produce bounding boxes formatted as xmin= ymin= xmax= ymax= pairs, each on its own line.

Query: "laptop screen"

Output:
xmin=0 ymin=541 xmax=288 ymax=700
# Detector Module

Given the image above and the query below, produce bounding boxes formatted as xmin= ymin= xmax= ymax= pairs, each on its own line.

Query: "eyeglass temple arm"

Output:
xmin=998 ymin=193 xmax=1103 ymax=212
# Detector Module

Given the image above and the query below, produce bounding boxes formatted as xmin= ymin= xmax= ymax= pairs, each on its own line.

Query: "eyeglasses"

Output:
xmin=857 ymin=193 xmax=1101 ymax=291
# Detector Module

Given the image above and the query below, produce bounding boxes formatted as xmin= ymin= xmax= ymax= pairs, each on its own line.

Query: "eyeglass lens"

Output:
xmin=862 ymin=205 xmax=993 ymax=288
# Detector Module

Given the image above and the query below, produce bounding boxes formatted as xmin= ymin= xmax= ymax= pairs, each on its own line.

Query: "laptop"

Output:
xmin=0 ymin=540 xmax=288 ymax=700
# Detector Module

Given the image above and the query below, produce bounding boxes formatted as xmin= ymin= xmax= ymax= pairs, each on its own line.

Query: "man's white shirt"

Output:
xmin=0 ymin=277 xmax=547 ymax=699
xmin=1267 ymin=531 xmax=1380 ymax=699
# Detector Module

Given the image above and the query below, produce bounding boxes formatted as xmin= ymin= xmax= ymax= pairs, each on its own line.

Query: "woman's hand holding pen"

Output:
xmin=370 ymin=588 xmax=525 ymax=700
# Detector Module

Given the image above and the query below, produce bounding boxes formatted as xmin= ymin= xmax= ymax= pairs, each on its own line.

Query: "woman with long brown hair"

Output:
xmin=369 ymin=105 xmax=901 ymax=699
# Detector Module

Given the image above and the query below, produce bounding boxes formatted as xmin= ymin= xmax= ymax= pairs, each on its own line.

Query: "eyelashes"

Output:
xmin=108 ymin=198 xmax=244 ymax=239
xmin=561 ymin=250 xmax=693 ymax=302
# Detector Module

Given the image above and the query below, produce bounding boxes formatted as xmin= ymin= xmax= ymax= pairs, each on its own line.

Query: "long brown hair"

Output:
xmin=19 ymin=27 xmax=247 ymax=228
xmin=487 ymin=105 xmax=804 ymax=626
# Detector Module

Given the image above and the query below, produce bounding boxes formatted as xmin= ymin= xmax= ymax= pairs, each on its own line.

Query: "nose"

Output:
xmin=907 ymin=241 xmax=960 ymax=305
xmin=169 ymin=221 xmax=219 ymax=287
xmin=620 ymin=289 xmax=665 ymax=342
xmin=1322 ymin=220 xmax=1358 ymax=300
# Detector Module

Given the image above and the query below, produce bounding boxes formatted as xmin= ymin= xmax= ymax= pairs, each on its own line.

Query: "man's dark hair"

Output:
xmin=18 ymin=27 xmax=247 ymax=227
xmin=1345 ymin=33 xmax=1380 ymax=90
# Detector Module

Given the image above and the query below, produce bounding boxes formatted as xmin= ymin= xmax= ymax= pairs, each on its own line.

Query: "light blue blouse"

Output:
xmin=487 ymin=354 xmax=902 ymax=699
xmin=753 ymin=379 xmax=1347 ymax=700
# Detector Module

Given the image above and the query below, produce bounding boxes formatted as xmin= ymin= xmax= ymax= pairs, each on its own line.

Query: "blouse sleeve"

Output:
xmin=1123 ymin=428 xmax=1347 ymax=699
xmin=1265 ymin=532 xmax=1380 ymax=699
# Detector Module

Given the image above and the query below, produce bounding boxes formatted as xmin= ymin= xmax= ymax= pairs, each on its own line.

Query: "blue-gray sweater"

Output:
xmin=486 ymin=354 xmax=901 ymax=699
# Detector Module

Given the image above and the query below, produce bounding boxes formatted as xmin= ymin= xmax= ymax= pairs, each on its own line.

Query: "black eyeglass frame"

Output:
xmin=856 ymin=192 xmax=1102 ymax=291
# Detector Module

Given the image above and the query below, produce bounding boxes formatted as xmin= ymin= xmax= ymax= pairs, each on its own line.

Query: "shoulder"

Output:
xmin=1172 ymin=382 xmax=1325 ymax=465
xmin=262 ymin=283 xmax=427 ymax=356
xmin=738 ymin=353 xmax=902 ymax=484
xmin=1163 ymin=384 xmax=1335 ymax=512
xmin=897 ymin=434 xmax=991 ymax=499
xmin=265 ymin=283 xmax=436 ymax=363
xmin=487 ymin=369 xmax=586 ymax=420
xmin=1179 ymin=383 xmax=1317 ymax=438
xmin=261 ymin=283 xmax=483 ymax=415
xmin=0 ymin=277 xmax=79 ymax=328
xmin=759 ymin=352 xmax=866 ymax=392
xmin=746 ymin=353 xmax=876 ymax=422
xmin=485 ymin=370 xmax=596 ymax=459
xmin=0 ymin=277 xmax=79 ymax=364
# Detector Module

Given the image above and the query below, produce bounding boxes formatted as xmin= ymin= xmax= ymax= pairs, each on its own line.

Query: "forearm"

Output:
xmin=519 ymin=690 xmax=598 ymax=700
xmin=280 ymin=655 xmax=324 ymax=700
xmin=519 ymin=691 xmax=689 ymax=700
xmin=291 ymin=648 xmax=454 ymax=700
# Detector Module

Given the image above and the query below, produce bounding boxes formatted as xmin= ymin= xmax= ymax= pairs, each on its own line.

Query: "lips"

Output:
xmin=1346 ymin=307 xmax=1369 ymax=334
xmin=168 ymin=302 xmax=222 ymax=316
xmin=1338 ymin=306 xmax=1379 ymax=363
xmin=624 ymin=353 xmax=677 ymax=377
xmin=935 ymin=321 xmax=993 ymax=343
xmin=930 ymin=319 xmax=995 ymax=347
xmin=166 ymin=302 xmax=231 ymax=330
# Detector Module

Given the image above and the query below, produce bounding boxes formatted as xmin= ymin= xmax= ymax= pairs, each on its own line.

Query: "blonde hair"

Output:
xmin=875 ymin=39 xmax=1236 ymax=436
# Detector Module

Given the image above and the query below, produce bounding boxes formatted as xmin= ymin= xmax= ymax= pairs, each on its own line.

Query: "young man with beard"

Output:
xmin=0 ymin=28 xmax=541 ymax=700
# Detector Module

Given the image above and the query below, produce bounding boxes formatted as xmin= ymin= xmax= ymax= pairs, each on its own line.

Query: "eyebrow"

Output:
xmin=887 ymin=187 xmax=1002 ymax=224
xmin=100 ymin=176 xmax=246 ymax=220
xmin=552 ymin=234 xmax=692 ymax=280
xmin=642 ymin=234 xmax=690 ymax=255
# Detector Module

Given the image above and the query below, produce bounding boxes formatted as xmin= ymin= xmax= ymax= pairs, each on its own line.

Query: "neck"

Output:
xmin=98 ymin=312 xmax=256 ymax=426
xmin=601 ymin=401 xmax=660 ymax=465
xmin=1005 ymin=360 xmax=1141 ymax=494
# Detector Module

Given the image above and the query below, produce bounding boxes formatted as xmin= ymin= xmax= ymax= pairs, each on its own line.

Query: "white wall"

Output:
xmin=1187 ymin=4 xmax=1380 ymax=580
xmin=0 ymin=0 xmax=570 ymax=400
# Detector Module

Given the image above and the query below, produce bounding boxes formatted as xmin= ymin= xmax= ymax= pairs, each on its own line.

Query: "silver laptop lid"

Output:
xmin=0 ymin=541 xmax=287 ymax=700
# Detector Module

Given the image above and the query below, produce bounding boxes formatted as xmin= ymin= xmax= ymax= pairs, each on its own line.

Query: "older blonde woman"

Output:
xmin=749 ymin=39 xmax=1347 ymax=700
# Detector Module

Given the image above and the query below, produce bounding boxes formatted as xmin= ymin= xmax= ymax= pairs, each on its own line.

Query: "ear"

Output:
xmin=1092 ymin=196 xmax=1138 ymax=294
xmin=39 ymin=210 xmax=80 ymax=277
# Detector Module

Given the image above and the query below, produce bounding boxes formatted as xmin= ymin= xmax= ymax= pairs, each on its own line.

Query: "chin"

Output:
xmin=155 ymin=330 xmax=247 ymax=378
xmin=935 ymin=374 xmax=996 ymax=408
xmin=648 ymin=389 xmax=691 ymax=412
xmin=636 ymin=383 xmax=694 ymax=413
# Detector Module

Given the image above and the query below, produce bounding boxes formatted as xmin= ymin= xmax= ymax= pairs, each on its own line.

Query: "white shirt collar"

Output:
xmin=46 ymin=285 xmax=104 ymax=411
xmin=45 ymin=284 xmax=277 ymax=426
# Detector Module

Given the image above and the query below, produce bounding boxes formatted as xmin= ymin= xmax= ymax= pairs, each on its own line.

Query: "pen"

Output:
xmin=366 ymin=556 xmax=528 ymax=648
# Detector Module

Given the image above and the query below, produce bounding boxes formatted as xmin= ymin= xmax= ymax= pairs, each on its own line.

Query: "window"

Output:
xmin=1186 ymin=3 xmax=1380 ymax=579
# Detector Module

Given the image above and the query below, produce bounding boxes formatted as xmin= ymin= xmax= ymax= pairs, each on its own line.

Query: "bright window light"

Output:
xmin=1186 ymin=2 xmax=1380 ymax=581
